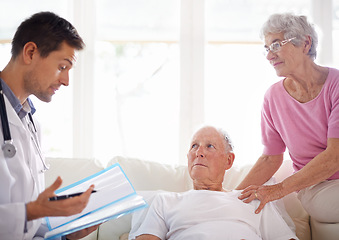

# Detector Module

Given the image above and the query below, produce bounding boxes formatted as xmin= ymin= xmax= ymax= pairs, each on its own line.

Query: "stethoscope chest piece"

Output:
xmin=0 ymin=82 xmax=48 ymax=171
xmin=2 ymin=140 xmax=16 ymax=158
xmin=0 ymin=81 xmax=17 ymax=158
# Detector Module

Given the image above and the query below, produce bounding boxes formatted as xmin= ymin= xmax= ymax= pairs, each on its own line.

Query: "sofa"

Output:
xmin=45 ymin=156 xmax=339 ymax=240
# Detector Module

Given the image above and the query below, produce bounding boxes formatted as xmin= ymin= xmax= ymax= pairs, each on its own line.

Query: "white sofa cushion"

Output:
xmin=107 ymin=156 xmax=192 ymax=192
xmin=45 ymin=157 xmax=104 ymax=189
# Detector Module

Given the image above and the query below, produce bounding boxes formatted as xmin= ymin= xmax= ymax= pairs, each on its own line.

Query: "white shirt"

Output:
xmin=130 ymin=190 xmax=298 ymax=240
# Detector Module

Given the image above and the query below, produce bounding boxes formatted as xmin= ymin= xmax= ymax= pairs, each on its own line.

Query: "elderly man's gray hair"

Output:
xmin=217 ymin=128 xmax=234 ymax=152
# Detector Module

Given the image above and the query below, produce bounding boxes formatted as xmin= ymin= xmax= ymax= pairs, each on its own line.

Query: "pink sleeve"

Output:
xmin=327 ymin=73 xmax=339 ymax=138
xmin=261 ymin=88 xmax=286 ymax=156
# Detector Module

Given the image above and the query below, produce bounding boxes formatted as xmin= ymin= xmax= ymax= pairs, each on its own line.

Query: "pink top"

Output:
xmin=261 ymin=68 xmax=339 ymax=180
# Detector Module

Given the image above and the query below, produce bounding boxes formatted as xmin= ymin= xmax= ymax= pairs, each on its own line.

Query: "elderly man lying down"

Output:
xmin=129 ymin=126 xmax=298 ymax=240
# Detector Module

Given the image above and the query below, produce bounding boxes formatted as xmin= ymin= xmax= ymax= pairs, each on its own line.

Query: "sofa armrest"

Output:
xmin=310 ymin=218 xmax=339 ymax=240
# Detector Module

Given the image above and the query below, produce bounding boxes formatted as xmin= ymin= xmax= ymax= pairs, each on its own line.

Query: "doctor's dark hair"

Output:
xmin=11 ymin=11 xmax=85 ymax=59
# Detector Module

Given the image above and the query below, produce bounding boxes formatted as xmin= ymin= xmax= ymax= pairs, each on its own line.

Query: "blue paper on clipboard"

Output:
xmin=44 ymin=163 xmax=147 ymax=240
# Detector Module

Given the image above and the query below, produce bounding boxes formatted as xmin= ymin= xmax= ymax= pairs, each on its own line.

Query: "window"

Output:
xmin=92 ymin=0 xmax=180 ymax=164
xmin=0 ymin=0 xmax=336 ymax=167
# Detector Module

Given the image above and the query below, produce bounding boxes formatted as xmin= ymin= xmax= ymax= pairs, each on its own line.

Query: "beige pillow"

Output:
xmin=45 ymin=157 xmax=104 ymax=189
xmin=107 ymin=156 xmax=192 ymax=192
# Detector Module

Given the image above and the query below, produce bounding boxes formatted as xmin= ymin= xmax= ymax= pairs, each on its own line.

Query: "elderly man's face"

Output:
xmin=187 ymin=127 xmax=233 ymax=184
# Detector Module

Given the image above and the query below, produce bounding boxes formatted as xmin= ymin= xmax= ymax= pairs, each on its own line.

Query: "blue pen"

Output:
xmin=49 ymin=190 xmax=97 ymax=201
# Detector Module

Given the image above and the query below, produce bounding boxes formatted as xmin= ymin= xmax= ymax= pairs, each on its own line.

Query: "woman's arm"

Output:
xmin=236 ymin=154 xmax=283 ymax=190
xmin=281 ymin=138 xmax=339 ymax=194
xmin=240 ymin=138 xmax=339 ymax=214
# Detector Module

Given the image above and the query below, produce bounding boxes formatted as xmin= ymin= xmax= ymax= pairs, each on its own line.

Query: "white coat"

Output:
xmin=0 ymin=94 xmax=47 ymax=240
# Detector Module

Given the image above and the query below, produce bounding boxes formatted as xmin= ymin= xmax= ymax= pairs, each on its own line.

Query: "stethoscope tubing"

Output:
xmin=26 ymin=113 xmax=49 ymax=172
xmin=0 ymin=81 xmax=49 ymax=171
xmin=0 ymin=82 xmax=12 ymax=141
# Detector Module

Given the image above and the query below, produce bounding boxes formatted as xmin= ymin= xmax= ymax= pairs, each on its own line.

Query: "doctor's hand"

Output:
xmin=26 ymin=176 xmax=94 ymax=220
xmin=238 ymin=183 xmax=285 ymax=214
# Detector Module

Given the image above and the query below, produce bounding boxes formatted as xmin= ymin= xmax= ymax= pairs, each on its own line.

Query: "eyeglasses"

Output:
xmin=264 ymin=37 xmax=296 ymax=56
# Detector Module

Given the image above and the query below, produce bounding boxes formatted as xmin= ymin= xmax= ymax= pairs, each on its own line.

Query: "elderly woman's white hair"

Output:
xmin=260 ymin=13 xmax=318 ymax=60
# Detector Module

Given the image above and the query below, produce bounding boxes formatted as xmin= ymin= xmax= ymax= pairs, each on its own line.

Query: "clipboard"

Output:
xmin=44 ymin=163 xmax=147 ymax=240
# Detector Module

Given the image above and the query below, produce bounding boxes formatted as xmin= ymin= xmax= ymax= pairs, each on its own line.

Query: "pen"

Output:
xmin=49 ymin=190 xmax=97 ymax=201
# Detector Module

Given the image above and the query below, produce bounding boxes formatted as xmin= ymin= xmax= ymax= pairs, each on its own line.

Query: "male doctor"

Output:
xmin=0 ymin=12 xmax=97 ymax=239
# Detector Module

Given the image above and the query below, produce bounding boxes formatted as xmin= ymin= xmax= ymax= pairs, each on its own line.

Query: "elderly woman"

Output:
xmin=237 ymin=13 xmax=339 ymax=223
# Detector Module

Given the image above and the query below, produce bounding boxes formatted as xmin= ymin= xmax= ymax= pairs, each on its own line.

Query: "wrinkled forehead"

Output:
xmin=191 ymin=127 xmax=224 ymax=144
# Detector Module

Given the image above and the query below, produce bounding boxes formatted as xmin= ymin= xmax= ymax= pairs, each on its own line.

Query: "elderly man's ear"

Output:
xmin=225 ymin=152 xmax=235 ymax=170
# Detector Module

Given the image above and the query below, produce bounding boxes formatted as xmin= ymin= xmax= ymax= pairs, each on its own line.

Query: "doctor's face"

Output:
xmin=187 ymin=127 xmax=233 ymax=184
xmin=24 ymin=41 xmax=77 ymax=102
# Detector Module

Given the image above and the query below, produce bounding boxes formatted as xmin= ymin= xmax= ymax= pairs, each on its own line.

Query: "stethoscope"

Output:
xmin=0 ymin=81 xmax=49 ymax=172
